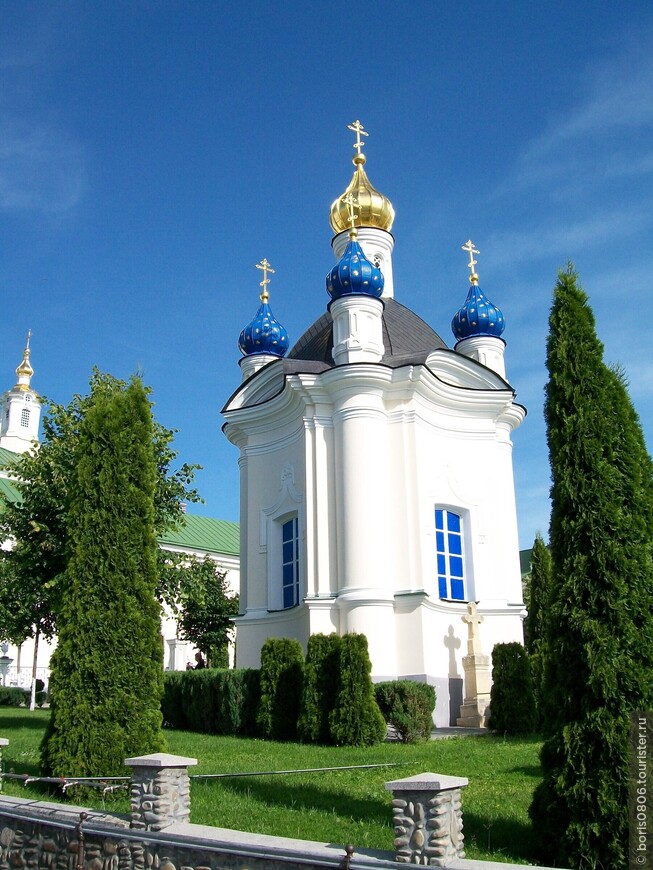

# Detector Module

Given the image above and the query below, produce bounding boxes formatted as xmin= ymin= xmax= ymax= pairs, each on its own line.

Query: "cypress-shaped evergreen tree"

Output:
xmin=524 ymin=533 xmax=552 ymax=727
xmin=256 ymin=637 xmax=304 ymax=741
xmin=529 ymin=266 xmax=653 ymax=869
xmin=297 ymin=633 xmax=342 ymax=744
xmin=41 ymin=377 xmax=165 ymax=776
xmin=487 ymin=642 xmax=535 ymax=735
xmin=523 ymin=532 xmax=552 ymax=655
xmin=329 ymin=633 xmax=386 ymax=747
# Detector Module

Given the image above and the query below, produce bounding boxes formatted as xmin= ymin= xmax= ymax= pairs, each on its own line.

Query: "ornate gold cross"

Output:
xmin=255 ymin=258 xmax=275 ymax=301
xmin=348 ymin=119 xmax=368 ymax=157
xmin=341 ymin=192 xmax=359 ymax=235
xmin=461 ymin=239 xmax=480 ymax=285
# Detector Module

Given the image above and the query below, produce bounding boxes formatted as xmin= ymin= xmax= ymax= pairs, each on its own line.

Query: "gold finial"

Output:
xmin=341 ymin=193 xmax=359 ymax=239
xmin=255 ymin=258 xmax=275 ymax=302
xmin=347 ymin=120 xmax=368 ymax=165
xmin=461 ymin=240 xmax=480 ymax=285
xmin=15 ymin=329 xmax=34 ymax=390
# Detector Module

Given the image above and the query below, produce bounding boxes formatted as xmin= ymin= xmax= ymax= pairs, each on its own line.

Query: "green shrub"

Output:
xmin=257 ymin=638 xmax=304 ymax=741
xmin=488 ymin=642 xmax=536 ymax=735
xmin=161 ymin=668 xmax=260 ymax=735
xmin=329 ymin=633 xmax=386 ymax=746
xmin=375 ymin=680 xmax=436 ymax=743
xmin=298 ymin=633 xmax=342 ymax=744
xmin=0 ymin=687 xmax=27 ymax=707
xmin=161 ymin=671 xmax=187 ymax=729
xmin=216 ymin=668 xmax=260 ymax=736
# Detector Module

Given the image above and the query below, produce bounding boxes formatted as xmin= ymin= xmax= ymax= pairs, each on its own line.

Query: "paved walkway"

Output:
xmin=430 ymin=726 xmax=489 ymax=739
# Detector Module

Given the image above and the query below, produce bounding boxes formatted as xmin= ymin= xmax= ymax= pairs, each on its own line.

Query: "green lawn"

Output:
xmin=0 ymin=709 xmax=542 ymax=865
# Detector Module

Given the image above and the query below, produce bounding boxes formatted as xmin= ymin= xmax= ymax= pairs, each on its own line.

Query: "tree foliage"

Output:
xmin=41 ymin=377 xmax=166 ymax=776
xmin=523 ymin=533 xmax=552 ymax=655
xmin=169 ymin=555 xmax=239 ymax=668
xmin=529 ymin=266 xmax=653 ymax=869
xmin=256 ymin=637 xmax=304 ymax=741
xmin=297 ymin=633 xmax=342 ymax=744
xmin=0 ymin=369 xmax=200 ymax=647
xmin=374 ymin=680 xmax=436 ymax=743
xmin=329 ymin=633 xmax=386 ymax=747
xmin=487 ymin=643 xmax=535 ymax=735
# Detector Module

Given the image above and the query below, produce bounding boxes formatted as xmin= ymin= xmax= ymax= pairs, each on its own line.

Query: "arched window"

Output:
xmin=435 ymin=509 xmax=465 ymax=601
xmin=20 ymin=408 xmax=30 ymax=428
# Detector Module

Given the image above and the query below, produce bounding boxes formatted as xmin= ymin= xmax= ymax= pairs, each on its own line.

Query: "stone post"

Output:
xmin=125 ymin=752 xmax=197 ymax=831
xmin=0 ymin=738 xmax=7 ymax=793
xmin=385 ymin=772 xmax=468 ymax=867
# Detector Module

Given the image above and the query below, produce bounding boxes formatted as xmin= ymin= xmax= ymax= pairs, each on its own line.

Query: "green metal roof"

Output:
xmin=0 ymin=447 xmax=18 ymax=469
xmin=0 ymin=476 xmax=20 ymax=504
xmin=158 ymin=514 xmax=240 ymax=557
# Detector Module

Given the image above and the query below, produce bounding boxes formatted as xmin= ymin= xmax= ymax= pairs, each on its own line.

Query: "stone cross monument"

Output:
xmin=456 ymin=602 xmax=492 ymax=727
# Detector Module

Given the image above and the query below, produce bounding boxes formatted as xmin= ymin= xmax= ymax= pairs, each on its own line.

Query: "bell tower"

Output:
xmin=0 ymin=332 xmax=41 ymax=454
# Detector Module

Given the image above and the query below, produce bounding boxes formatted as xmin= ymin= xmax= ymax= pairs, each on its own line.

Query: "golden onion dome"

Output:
xmin=14 ymin=332 xmax=34 ymax=391
xmin=330 ymin=122 xmax=395 ymax=234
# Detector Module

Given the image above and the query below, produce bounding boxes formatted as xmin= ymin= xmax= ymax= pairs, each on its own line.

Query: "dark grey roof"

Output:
xmin=287 ymin=298 xmax=448 ymax=366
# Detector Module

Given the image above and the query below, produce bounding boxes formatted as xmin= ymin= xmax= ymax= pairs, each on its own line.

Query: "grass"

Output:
xmin=0 ymin=708 xmax=542 ymax=865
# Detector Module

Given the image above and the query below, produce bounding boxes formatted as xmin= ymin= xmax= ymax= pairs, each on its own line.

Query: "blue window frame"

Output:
xmin=281 ymin=517 xmax=299 ymax=608
xmin=435 ymin=509 xmax=465 ymax=601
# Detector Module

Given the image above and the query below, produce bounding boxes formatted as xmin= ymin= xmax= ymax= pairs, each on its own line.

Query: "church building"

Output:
xmin=223 ymin=122 xmax=526 ymax=726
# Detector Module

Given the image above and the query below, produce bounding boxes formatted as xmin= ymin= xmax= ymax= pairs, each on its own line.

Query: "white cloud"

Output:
xmin=0 ymin=117 xmax=85 ymax=213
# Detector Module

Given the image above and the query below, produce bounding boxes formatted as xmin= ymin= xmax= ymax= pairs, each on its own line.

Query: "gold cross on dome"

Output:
xmin=348 ymin=120 xmax=368 ymax=157
xmin=461 ymin=239 xmax=480 ymax=285
xmin=341 ymin=193 xmax=359 ymax=233
xmin=255 ymin=258 xmax=275 ymax=301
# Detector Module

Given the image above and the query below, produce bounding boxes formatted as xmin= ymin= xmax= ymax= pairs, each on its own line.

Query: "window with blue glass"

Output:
xmin=282 ymin=516 xmax=300 ymax=608
xmin=435 ymin=509 xmax=465 ymax=601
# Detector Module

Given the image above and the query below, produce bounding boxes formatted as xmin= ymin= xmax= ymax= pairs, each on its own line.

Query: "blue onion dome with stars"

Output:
xmin=326 ymin=233 xmax=384 ymax=301
xmin=451 ymin=240 xmax=505 ymax=341
xmin=238 ymin=259 xmax=290 ymax=357
xmin=326 ymin=194 xmax=384 ymax=301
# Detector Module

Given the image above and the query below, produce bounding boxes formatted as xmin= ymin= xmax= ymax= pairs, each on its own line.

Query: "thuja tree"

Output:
xmin=329 ymin=633 xmax=386 ymax=746
xmin=297 ymin=633 xmax=342 ymax=744
xmin=529 ymin=266 xmax=653 ymax=869
xmin=41 ymin=377 xmax=166 ymax=776
xmin=256 ymin=637 xmax=304 ymax=741
xmin=487 ymin=642 xmax=535 ymax=735
xmin=523 ymin=533 xmax=552 ymax=654
xmin=523 ymin=533 xmax=552 ymax=726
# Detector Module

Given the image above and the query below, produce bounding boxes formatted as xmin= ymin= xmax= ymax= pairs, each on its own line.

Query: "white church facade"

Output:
xmin=224 ymin=123 xmax=526 ymax=726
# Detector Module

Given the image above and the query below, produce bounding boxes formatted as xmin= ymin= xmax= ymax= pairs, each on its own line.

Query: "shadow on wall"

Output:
xmin=445 ymin=625 xmax=463 ymax=726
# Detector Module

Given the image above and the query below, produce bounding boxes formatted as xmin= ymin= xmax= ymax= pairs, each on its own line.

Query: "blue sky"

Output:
xmin=1 ymin=1 xmax=651 ymax=550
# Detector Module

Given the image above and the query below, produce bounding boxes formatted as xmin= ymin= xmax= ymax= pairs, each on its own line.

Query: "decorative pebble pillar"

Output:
xmin=125 ymin=753 xmax=197 ymax=831
xmin=385 ymin=772 xmax=468 ymax=866
xmin=0 ymin=739 xmax=7 ymax=793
